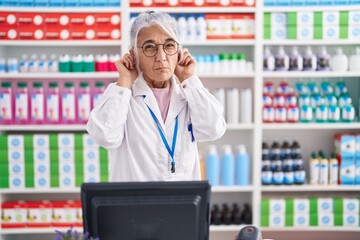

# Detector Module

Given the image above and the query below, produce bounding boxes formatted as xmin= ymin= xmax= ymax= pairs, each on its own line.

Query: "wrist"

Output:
xmin=178 ymin=74 xmax=193 ymax=83
xmin=116 ymin=77 xmax=132 ymax=89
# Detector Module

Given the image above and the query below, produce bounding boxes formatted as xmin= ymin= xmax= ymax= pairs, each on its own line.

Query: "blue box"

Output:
xmin=356 ymin=135 xmax=360 ymax=184
xmin=4 ymin=0 xmax=18 ymax=5
xmin=49 ymin=0 xmax=63 ymax=5
xmin=78 ymin=0 xmax=91 ymax=6
xmin=334 ymin=0 xmax=348 ymax=5
xmin=305 ymin=0 xmax=318 ymax=5
xmin=93 ymin=0 xmax=106 ymax=5
xmin=19 ymin=0 xmax=34 ymax=6
xmin=64 ymin=0 xmax=77 ymax=6
xmin=107 ymin=0 xmax=120 ymax=6
xmin=291 ymin=0 xmax=305 ymax=5
xmin=277 ymin=0 xmax=291 ymax=5
xmin=264 ymin=0 xmax=278 ymax=6
xmin=35 ymin=0 xmax=48 ymax=6
xmin=319 ymin=0 xmax=333 ymax=5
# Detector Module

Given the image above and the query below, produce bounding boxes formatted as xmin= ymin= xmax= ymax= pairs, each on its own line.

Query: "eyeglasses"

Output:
xmin=138 ymin=40 xmax=179 ymax=57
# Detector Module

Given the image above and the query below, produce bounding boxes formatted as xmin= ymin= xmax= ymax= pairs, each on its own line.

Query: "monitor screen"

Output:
xmin=81 ymin=181 xmax=211 ymax=240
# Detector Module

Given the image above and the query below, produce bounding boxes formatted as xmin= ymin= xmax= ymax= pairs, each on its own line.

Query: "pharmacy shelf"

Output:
xmin=261 ymin=227 xmax=360 ymax=232
xmin=0 ymin=72 xmax=118 ymax=79
xmin=0 ymin=125 xmax=87 ymax=131
xmin=262 ymin=71 xmax=360 ymax=78
xmin=0 ymin=40 xmax=121 ymax=46
xmin=263 ymin=39 xmax=360 ymax=46
xmin=212 ymin=186 xmax=253 ymax=193
xmin=263 ymin=5 xmax=360 ymax=12
xmin=0 ymin=227 xmax=83 ymax=235
xmin=0 ymin=189 xmax=80 ymax=194
xmin=130 ymin=7 xmax=256 ymax=13
xmin=261 ymin=185 xmax=360 ymax=192
xmin=0 ymin=7 xmax=121 ymax=12
xmin=210 ymin=225 xmax=246 ymax=232
xmin=199 ymin=73 xmax=255 ymax=78
xmin=183 ymin=39 xmax=255 ymax=46
xmin=226 ymin=124 xmax=254 ymax=130
xmin=262 ymin=123 xmax=360 ymax=130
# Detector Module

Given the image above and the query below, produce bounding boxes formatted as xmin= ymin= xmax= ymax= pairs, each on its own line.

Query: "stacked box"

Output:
xmin=264 ymin=12 xmax=287 ymax=40
xmin=287 ymin=12 xmax=314 ymax=40
xmin=334 ymin=197 xmax=360 ymax=227
xmin=356 ymin=134 xmax=360 ymax=184
xmin=8 ymin=135 xmax=27 ymax=189
xmin=335 ymin=133 xmax=356 ymax=185
xmin=33 ymin=135 xmax=50 ymax=189
xmin=348 ymin=11 xmax=360 ymax=40
xmin=293 ymin=198 xmax=310 ymax=227
xmin=58 ymin=134 xmax=76 ymax=188
xmin=261 ymin=198 xmax=293 ymax=227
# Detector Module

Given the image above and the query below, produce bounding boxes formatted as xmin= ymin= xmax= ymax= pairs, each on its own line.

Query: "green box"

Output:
xmin=24 ymin=134 xmax=33 ymax=150
xmin=340 ymin=25 xmax=348 ymax=39
xmin=314 ymin=12 xmax=323 ymax=26
xmin=287 ymin=12 xmax=297 ymax=26
xmin=75 ymin=150 xmax=84 ymax=187
xmin=264 ymin=13 xmax=271 ymax=27
xmin=314 ymin=26 xmax=323 ymax=39
xmin=264 ymin=26 xmax=271 ymax=40
xmin=340 ymin=11 xmax=349 ymax=26
xmin=334 ymin=214 xmax=343 ymax=226
xmin=310 ymin=213 xmax=318 ymax=226
xmin=24 ymin=150 xmax=34 ymax=188
xmin=285 ymin=214 xmax=293 ymax=227
xmin=287 ymin=26 xmax=297 ymax=39
xmin=49 ymin=133 xmax=58 ymax=149
xmin=0 ymin=177 xmax=9 ymax=188
xmin=0 ymin=135 xmax=8 ymax=150
xmin=75 ymin=133 xmax=83 ymax=149
xmin=333 ymin=197 xmax=343 ymax=214
xmin=261 ymin=214 xmax=269 ymax=227
xmin=0 ymin=149 xmax=8 ymax=164
xmin=261 ymin=198 xmax=270 ymax=215
xmin=309 ymin=197 xmax=318 ymax=214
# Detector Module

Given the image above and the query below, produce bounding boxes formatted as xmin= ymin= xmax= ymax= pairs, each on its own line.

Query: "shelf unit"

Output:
xmin=0 ymin=1 xmax=360 ymax=240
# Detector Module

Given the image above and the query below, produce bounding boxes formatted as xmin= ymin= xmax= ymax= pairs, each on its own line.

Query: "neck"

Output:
xmin=144 ymin=76 xmax=170 ymax=89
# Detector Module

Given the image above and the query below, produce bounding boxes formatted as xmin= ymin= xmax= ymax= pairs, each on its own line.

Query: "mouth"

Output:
xmin=154 ymin=67 xmax=170 ymax=71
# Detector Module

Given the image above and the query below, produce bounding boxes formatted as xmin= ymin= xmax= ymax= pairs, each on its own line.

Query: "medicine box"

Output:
xmin=8 ymin=135 xmax=24 ymax=149
xmin=348 ymin=25 xmax=360 ymax=39
xmin=271 ymin=25 xmax=287 ymax=39
xmin=270 ymin=199 xmax=286 ymax=214
xmin=318 ymin=198 xmax=333 ymax=213
xmin=323 ymin=25 xmax=339 ymax=39
xmin=297 ymin=12 xmax=314 ymax=25
xmin=323 ymin=11 xmax=340 ymax=25
xmin=294 ymin=198 xmax=310 ymax=213
xmin=271 ymin=13 xmax=287 ymax=26
xmin=8 ymin=148 xmax=24 ymax=163
xmin=59 ymin=149 xmax=75 ymax=162
xmin=269 ymin=213 xmax=285 ymax=227
xmin=318 ymin=212 xmax=334 ymax=226
xmin=1 ymin=201 xmax=27 ymax=228
xmin=356 ymin=135 xmax=360 ymax=184
xmin=294 ymin=213 xmax=309 ymax=227
xmin=83 ymin=134 xmax=98 ymax=148
xmin=349 ymin=11 xmax=360 ymax=25
xmin=58 ymin=133 xmax=75 ymax=148
xmin=33 ymin=134 xmax=49 ymax=149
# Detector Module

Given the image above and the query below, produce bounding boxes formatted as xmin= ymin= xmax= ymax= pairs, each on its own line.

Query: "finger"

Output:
xmin=123 ymin=56 xmax=134 ymax=70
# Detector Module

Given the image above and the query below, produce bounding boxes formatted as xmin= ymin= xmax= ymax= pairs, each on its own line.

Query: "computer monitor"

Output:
xmin=81 ymin=181 xmax=211 ymax=240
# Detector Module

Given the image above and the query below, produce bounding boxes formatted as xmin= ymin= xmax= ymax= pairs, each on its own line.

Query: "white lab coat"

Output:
xmin=86 ymin=74 xmax=226 ymax=182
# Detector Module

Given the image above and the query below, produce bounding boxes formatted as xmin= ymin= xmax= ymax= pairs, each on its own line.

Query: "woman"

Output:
xmin=87 ymin=11 xmax=226 ymax=182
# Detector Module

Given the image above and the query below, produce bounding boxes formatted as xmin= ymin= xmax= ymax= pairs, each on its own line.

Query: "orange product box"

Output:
xmin=95 ymin=13 xmax=121 ymax=27
xmin=44 ymin=25 xmax=70 ymax=40
xmin=52 ymin=200 xmax=77 ymax=227
xmin=231 ymin=14 xmax=255 ymax=39
xmin=17 ymin=26 xmax=44 ymax=40
xmin=205 ymin=14 xmax=232 ymax=39
xmin=27 ymin=201 xmax=52 ymax=227
xmin=0 ymin=12 xmax=18 ymax=27
xmin=70 ymin=25 xmax=95 ymax=40
xmin=17 ymin=12 xmax=44 ymax=27
xmin=0 ymin=26 xmax=17 ymax=40
xmin=1 ymin=201 xmax=28 ymax=228
xmin=95 ymin=25 xmax=121 ymax=40
xmin=230 ymin=0 xmax=255 ymax=6
xmin=43 ymin=13 xmax=71 ymax=27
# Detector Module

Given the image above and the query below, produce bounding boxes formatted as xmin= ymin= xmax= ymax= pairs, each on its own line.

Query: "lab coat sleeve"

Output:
xmin=180 ymin=75 xmax=226 ymax=142
xmin=86 ymin=82 xmax=132 ymax=149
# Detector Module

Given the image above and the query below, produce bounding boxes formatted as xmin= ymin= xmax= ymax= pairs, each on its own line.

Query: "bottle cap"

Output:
xmin=236 ymin=144 xmax=247 ymax=154
xmin=33 ymin=82 xmax=43 ymax=88
xmin=65 ymin=82 xmax=74 ymax=88
xmin=219 ymin=53 xmax=228 ymax=60
xmin=208 ymin=145 xmax=217 ymax=155
xmin=264 ymin=46 xmax=272 ymax=56
xmin=229 ymin=53 xmax=237 ymax=60
xmin=222 ymin=145 xmax=232 ymax=154
xmin=80 ymin=82 xmax=89 ymax=88
xmin=95 ymin=82 xmax=105 ymax=87
xmin=96 ymin=54 xmax=109 ymax=62
xmin=1 ymin=82 xmax=11 ymax=88
xmin=17 ymin=82 xmax=27 ymax=88
xmin=49 ymin=82 xmax=58 ymax=88
xmin=305 ymin=46 xmax=313 ymax=55
xmin=71 ymin=54 xmax=83 ymax=62
xmin=83 ymin=54 xmax=95 ymax=62
xmin=291 ymin=46 xmax=299 ymax=55
xmin=278 ymin=46 xmax=286 ymax=55
xmin=109 ymin=53 xmax=121 ymax=62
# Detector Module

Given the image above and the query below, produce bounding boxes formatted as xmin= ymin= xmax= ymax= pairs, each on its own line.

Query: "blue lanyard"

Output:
xmin=147 ymin=106 xmax=178 ymax=173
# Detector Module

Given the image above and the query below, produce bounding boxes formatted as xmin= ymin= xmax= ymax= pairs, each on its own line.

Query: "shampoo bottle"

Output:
xmin=221 ymin=145 xmax=235 ymax=186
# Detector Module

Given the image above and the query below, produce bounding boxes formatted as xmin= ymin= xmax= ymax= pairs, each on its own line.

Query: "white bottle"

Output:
xmin=48 ymin=54 xmax=58 ymax=72
xmin=238 ymin=53 xmax=247 ymax=73
xmin=187 ymin=14 xmax=197 ymax=41
xmin=28 ymin=54 xmax=39 ymax=72
xmin=275 ymin=46 xmax=289 ymax=71
xmin=212 ymin=88 xmax=226 ymax=118
xmin=331 ymin=48 xmax=348 ymax=72
xmin=349 ymin=47 xmax=360 ymax=72
xmin=263 ymin=46 xmax=275 ymax=71
xmin=303 ymin=46 xmax=317 ymax=71
xmin=226 ymin=88 xmax=239 ymax=124
xmin=289 ymin=46 xmax=303 ymax=71
xmin=240 ymin=88 xmax=252 ymax=124
xmin=213 ymin=55 xmax=221 ymax=74
xmin=178 ymin=14 xmax=188 ymax=42
xmin=196 ymin=14 xmax=207 ymax=41
xmin=19 ymin=54 xmax=29 ymax=73
xmin=7 ymin=58 xmax=18 ymax=73
xmin=38 ymin=54 xmax=48 ymax=72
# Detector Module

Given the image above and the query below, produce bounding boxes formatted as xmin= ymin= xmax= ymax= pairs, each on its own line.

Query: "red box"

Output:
xmin=231 ymin=0 xmax=255 ymax=6
xmin=27 ymin=201 xmax=52 ymax=228
xmin=130 ymin=0 xmax=147 ymax=7
xmin=0 ymin=12 xmax=18 ymax=27
xmin=179 ymin=0 xmax=195 ymax=6
xmin=17 ymin=26 xmax=44 ymax=40
xmin=0 ymin=26 xmax=17 ymax=40
xmin=52 ymin=200 xmax=77 ymax=227
xmin=205 ymin=14 xmax=232 ymax=39
xmin=74 ymin=201 xmax=83 ymax=227
xmin=95 ymin=13 xmax=121 ymax=27
xmin=96 ymin=25 xmax=121 ymax=40
xmin=204 ymin=0 xmax=220 ymax=6
xmin=231 ymin=14 xmax=255 ymax=39
xmin=71 ymin=25 xmax=97 ymax=40
xmin=17 ymin=12 xmax=44 ymax=27
xmin=44 ymin=25 xmax=70 ymax=40
xmin=44 ymin=13 xmax=71 ymax=27
xmin=1 ymin=201 xmax=28 ymax=228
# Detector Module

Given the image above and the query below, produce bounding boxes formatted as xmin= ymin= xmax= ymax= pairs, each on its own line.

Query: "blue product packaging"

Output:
xmin=93 ymin=0 xmax=106 ymax=5
xmin=320 ymin=0 xmax=333 ymax=4
xmin=78 ymin=0 xmax=91 ymax=5
xmin=356 ymin=135 xmax=360 ymax=184
xmin=278 ymin=0 xmax=291 ymax=5
xmin=107 ymin=0 xmax=120 ymax=6
xmin=35 ymin=0 xmax=48 ymax=5
xmin=19 ymin=0 xmax=34 ymax=6
xmin=291 ymin=0 xmax=304 ymax=5
xmin=264 ymin=0 xmax=278 ymax=6
xmin=4 ymin=0 xmax=18 ymax=5
xmin=305 ymin=0 xmax=318 ymax=5
xmin=221 ymin=145 xmax=235 ymax=186
xmin=334 ymin=0 xmax=348 ymax=5
xmin=49 ymin=0 xmax=63 ymax=6
xmin=206 ymin=145 xmax=220 ymax=186
xmin=235 ymin=145 xmax=250 ymax=186
xmin=64 ymin=0 xmax=77 ymax=6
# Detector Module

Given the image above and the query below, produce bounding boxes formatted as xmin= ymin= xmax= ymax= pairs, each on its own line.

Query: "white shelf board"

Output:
xmin=263 ymin=6 xmax=360 ymax=12
xmin=1 ymin=227 xmax=83 ymax=235
xmin=0 ymin=40 xmax=121 ymax=46
xmin=210 ymin=225 xmax=246 ymax=232
xmin=0 ymin=72 xmax=118 ymax=79
xmin=130 ymin=7 xmax=256 ymax=13
xmin=263 ymin=39 xmax=360 ymax=46
xmin=0 ymin=125 xmax=87 ymax=131
xmin=262 ymin=71 xmax=360 ymax=78
xmin=261 ymin=227 xmax=360 ymax=232
xmin=183 ymin=39 xmax=255 ymax=46
xmin=262 ymin=123 xmax=360 ymax=130
xmin=0 ymin=188 xmax=80 ymax=194
xmin=211 ymin=186 xmax=253 ymax=192
xmin=261 ymin=185 xmax=360 ymax=192
xmin=199 ymin=73 xmax=255 ymax=78
xmin=0 ymin=7 xmax=121 ymax=12
xmin=226 ymin=124 xmax=254 ymax=130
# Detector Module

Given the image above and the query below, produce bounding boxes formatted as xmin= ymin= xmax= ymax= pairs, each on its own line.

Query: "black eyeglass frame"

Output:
xmin=137 ymin=40 xmax=180 ymax=57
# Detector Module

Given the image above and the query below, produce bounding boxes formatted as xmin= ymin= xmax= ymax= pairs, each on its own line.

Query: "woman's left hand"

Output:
xmin=175 ymin=48 xmax=197 ymax=83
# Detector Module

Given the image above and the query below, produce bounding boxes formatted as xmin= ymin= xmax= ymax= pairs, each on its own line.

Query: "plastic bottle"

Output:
xmin=289 ymin=46 xmax=303 ymax=71
xmin=329 ymin=152 xmax=338 ymax=185
xmin=92 ymin=81 xmax=105 ymax=108
xmin=275 ymin=46 xmax=289 ymax=71
xmin=220 ymin=53 xmax=230 ymax=73
xmin=341 ymin=104 xmax=355 ymax=122
xmin=178 ymin=14 xmax=188 ymax=42
xmin=235 ymin=145 xmax=249 ymax=186
xmin=229 ymin=53 xmax=238 ymax=74
xmin=261 ymin=154 xmax=273 ymax=185
xmin=46 ymin=82 xmax=60 ymax=124
xmin=226 ymin=88 xmax=239 ymax=124
xmin=59 ymin=54 xmax=71 ymax=72
xmin=349 ymin=47 xmax=360 ymax=72
xmin=221 ymin=145 xmax=235 ymax=186
xmin=71 ymin=54 xmax=83 ymax=72
xmin=7 ymin=58 xmax=18 ymax=73
xmin=83 ymin=54 xmax=95 ymax=72
xmin=238 ymin=53 xmax=247 ymax=73
xmin=315 ymin=103 xmax=328 ymax=122
xmin=273 ymin=164 xmax=284 ymax=185
xmin=303 ymin=46 xmax=317 ymax=71
xmin=309 ymin=152 xmax=320 ymax=185
xmin=317 ymin=46 xmax=331 ymax=71
xmin=281 ymin=140 xmax=292 ymax=158
xmin=95 ymin=54 xmax=109 ymax=72
xmin=212 ymin=55 xmax=221 ymax=73
xmin=62 ymin=82 xmax=76 ymax=123
xmin=271 ymin=140 xmax=281 ymax=158
xmin=38 ymin=54 xmax=48 ymax=72
xmin=263 ymin=46 xmax=275 ymax=71
xmin=77 ymin=82 xmax=91 ymax=123
xmin=31 ymin=82 xmax=45 ymax=124
xmin=187 ymin=14 xmax=197 ymax=41
xmin=196 ymin=14 xmax=207 ymax=41
xmin=14 ymin=82 xmax=29 ymax=124
xmin=48 ymin=54 xmax=58 ymax=72
xmin=283 ymin=164 xmax=294 ymax=185
xmin=239 ymin=88 xmax=252 ymax=124
xmin=294 ymin=153 xmax=306 ymax=185
xmin=0 ymin=82 xmax=13 ymax=124
xmin=211 ymin=88 xmax=226 ymax=117
xmin=19 ymin=54 xmax=29 ymax=73
xmin=290 ymin=140 xmax=302 ymax=158
xmin=262 ymin=141 xmax=270 ymax=156
xmin=0 ymin=58 xmax=6 ymax=73
xmin=335 ymin=81 xmax=347 ymax=97
xmin=206 ymin=145 xmax=220 ymax=186
xmin=318 ymin=151 xmax=329 ymax=185
xmin=328 ymin=104 xmax=340 ymax=122
xmin=331 ymin=48 xmax=348 ymax=72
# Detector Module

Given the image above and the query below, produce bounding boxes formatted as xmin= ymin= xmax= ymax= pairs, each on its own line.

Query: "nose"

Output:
xmin=154 ymin=45 xmax=167 ymax=62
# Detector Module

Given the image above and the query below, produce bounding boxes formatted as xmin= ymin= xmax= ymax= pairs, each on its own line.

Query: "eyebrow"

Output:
xmin=142 ymin=38 xmax=175 ymax=45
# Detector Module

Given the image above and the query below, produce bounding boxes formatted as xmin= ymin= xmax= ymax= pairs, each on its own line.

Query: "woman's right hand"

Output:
xmin=115 ymin=51 xmax=138 ymax=89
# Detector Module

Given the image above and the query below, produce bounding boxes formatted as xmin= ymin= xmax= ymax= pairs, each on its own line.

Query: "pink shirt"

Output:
xmin=151 ymin=84 xmax=171 ymax=122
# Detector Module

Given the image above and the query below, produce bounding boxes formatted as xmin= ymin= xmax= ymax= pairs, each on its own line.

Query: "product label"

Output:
xmin=31 ymin=93 xmax=44 ymax=121
xmin=28 ymin=208 xmax=52 ymax=224
xmin=46 ymin=94 xmax=59 ymax=122
xmin=78 ymin=93 xmax=90 ymax=121
xmin=294 ymin=170 xmax=306 ymax=183
xmin=262 ymin=171 xmax=273 ymax=184
xmin=62 ymin=93 xmax=75 ymax=121
xmin=0 ymin=92 xmax=12 ymax=120
xmin=273 ymin=171 xmax=284 ymax=184
xmin=15 ymin=93 xmax=28 ymax=121
xmin=52 ymin=208 xmax=76 ymax=224
xmin=1 ymin=208 xmax=27 ymax=225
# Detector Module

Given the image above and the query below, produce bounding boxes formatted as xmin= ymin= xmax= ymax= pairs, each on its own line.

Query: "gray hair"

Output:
xmin=130 ymin=11 xmax=181 ymax=72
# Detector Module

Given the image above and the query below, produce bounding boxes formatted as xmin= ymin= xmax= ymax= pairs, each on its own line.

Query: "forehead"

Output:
xmin=137 ymin=25 xmax=173 ymax=44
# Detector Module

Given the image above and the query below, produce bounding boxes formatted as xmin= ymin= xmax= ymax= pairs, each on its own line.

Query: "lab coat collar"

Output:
xmin=132 ymin=73 xmax=186 ymax=130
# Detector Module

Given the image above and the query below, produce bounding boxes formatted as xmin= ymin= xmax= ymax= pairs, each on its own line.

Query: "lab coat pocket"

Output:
xmin=179 ymin=130 xmax=196 ymax=169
